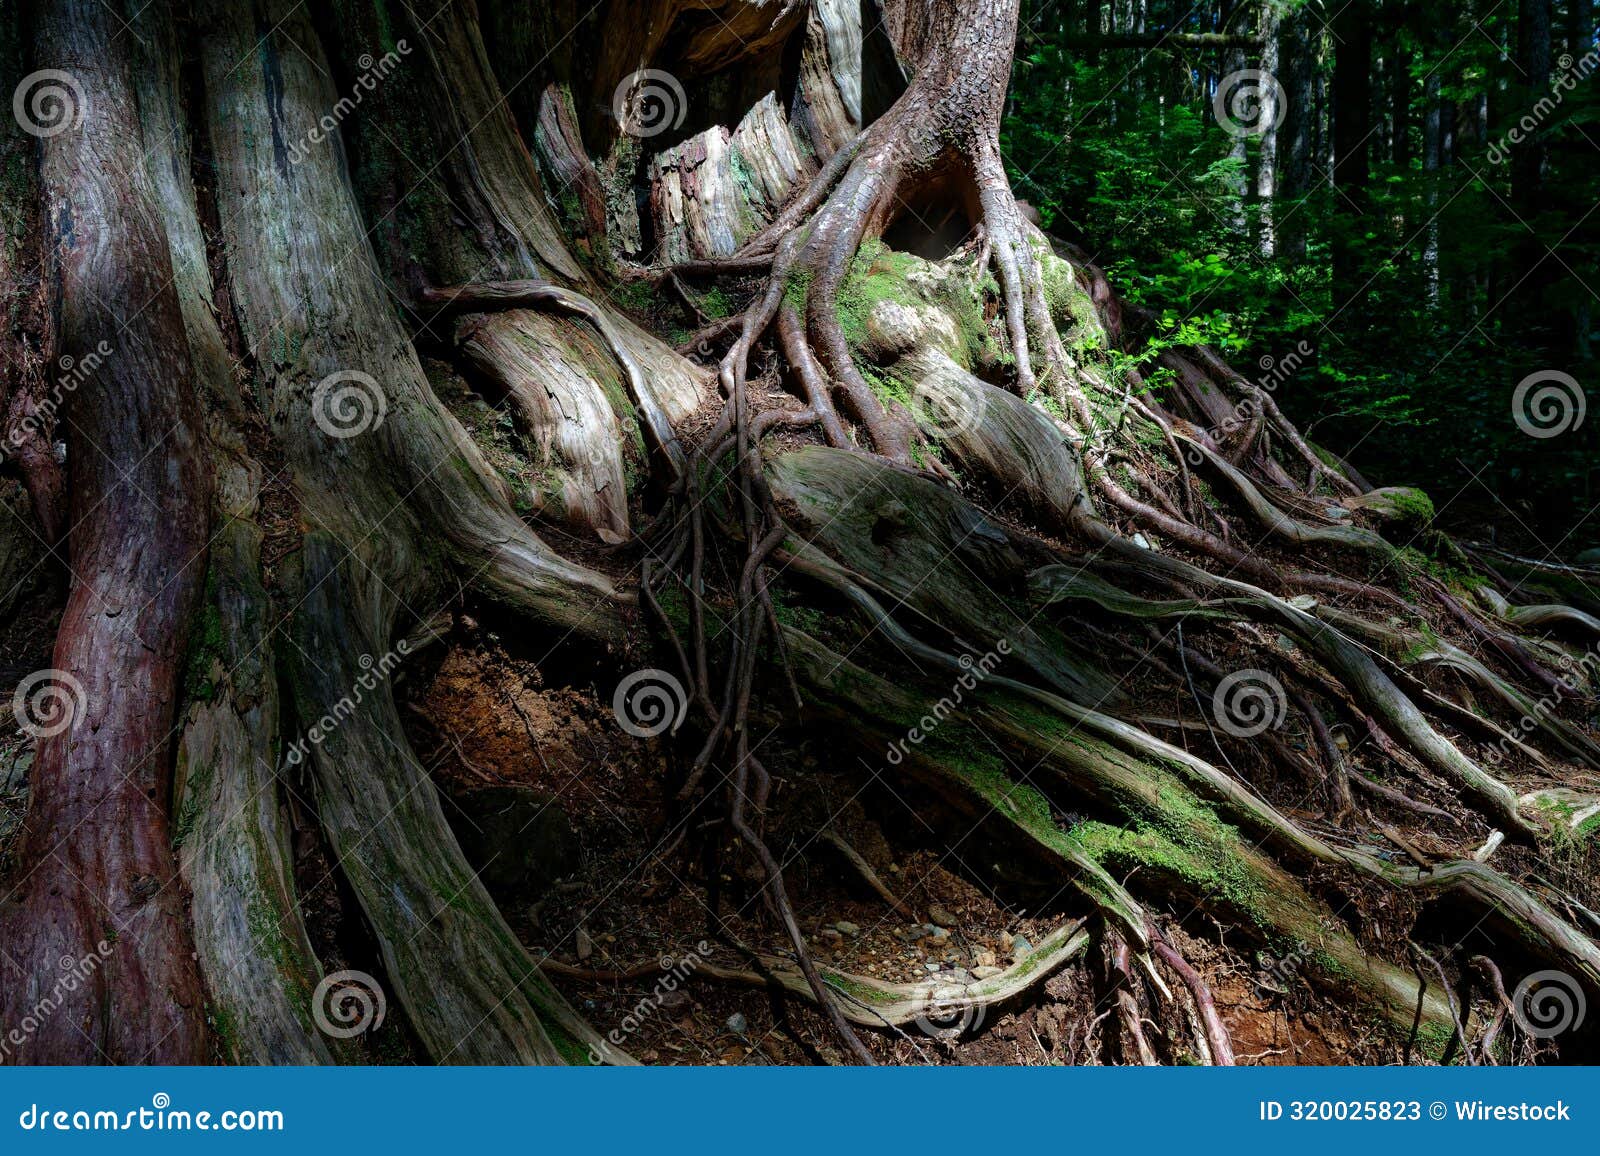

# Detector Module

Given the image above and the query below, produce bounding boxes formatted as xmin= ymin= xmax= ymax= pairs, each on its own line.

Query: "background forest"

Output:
xmin=1005 ymin=0 xmax=1600 ymax=541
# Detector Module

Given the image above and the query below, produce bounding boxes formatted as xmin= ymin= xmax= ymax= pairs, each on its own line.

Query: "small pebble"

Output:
xmin=1011 ymin=934 xmax=1033 ymax=957
xmin=972 ymin=965 xmax=1003 ymax=980
xmin=927 ymin=904 xmax=959 ymax=928
xmin=833 ymin=920 xmax=861 ymax=935
xmin=726 ymin=1012 xmax=748 ymax=1035
xmin=575 ymin=928 xmax=593 ymax=961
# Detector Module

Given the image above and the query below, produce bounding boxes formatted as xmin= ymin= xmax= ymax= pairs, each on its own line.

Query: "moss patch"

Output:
xmin=837 ymin=240 xmax=924 ymax=349
xmin=182 ymin=570 xmax=227 ymax=705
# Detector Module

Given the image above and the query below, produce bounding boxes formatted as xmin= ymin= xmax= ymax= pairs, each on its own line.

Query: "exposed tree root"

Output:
xmin=548 ymin=920 xmax=1089 ymax=1039
xmin=188 ymin=0 xmax=623 ymax=1063
xmin=817 ymin=829 xmax=910 ymax=914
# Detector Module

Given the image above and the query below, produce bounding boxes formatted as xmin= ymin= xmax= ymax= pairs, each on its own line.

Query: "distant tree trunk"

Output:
xmin=1390 ymin=23 xmax=1411 ymax=171
xmin=1224 ymin=39 xmax=1249 ymax=235
xmin=1422 ymin=50 xmax=1443 ymax=309
xmin=1570 ymin=0 xmax=1595 ymax=59
xmin=1513 ymin=0 xmax=1552 ymax=216
xmin=1255 ymin=0 xmax=1281 ymax=257
xmin=1316 ymin=56 xmax=1331 ymax=177
xmin=1372 ymin=42 xmax=1390 ymax=162
xmin=1278 ymin=4 xmax=1316 ymax=259
xmin=1510 ymin=0 xmax=1548 ymax=333
xmin=1332 ymin=0 xmax=1373 ymax=299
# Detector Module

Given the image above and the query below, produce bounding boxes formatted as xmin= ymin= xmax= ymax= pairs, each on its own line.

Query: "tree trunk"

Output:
xmin=1278 ymin=5 xmax=1317 ymax=259
xmin=1255 ymin=1 xmax=1281 ymax=257
xmin=1512 ymin=0 xmax=1553 ymax=329
xmin=1514 ymin=0 xmax=1553 ymax=215
xmin=1390 ymin=20 xmax=1412 ymax=171
xmin=1332 ymin=0 xmax=1373 ymax=301
xmin=1 ymin=0 xmax=211 ymax=1064
xmin=1421 ymin=12 xmax=1450 ymax=310
xmin=1570 ymin=0 xmax=1595 ymax=60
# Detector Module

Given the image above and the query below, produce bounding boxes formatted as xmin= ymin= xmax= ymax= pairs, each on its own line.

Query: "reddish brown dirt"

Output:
xmin=382 ymin=622 xmax=1435 ymax=1066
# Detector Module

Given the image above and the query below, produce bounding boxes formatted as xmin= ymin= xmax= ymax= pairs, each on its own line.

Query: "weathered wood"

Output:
xmin=197 ymin=0 xmax=622 ymax=1064
xmin=0 ymin=21 xmax=63 ymax=546
xmin=457 ymin=311 xmax=634 ymax=541
xmin=651 ymin=94 xmax=814 ymax=262
xmin=129 ymin=0 xmax=328 ymax=1065
xmin=334 ymin=0 xmax=704 ymax=541
xmin=568 ymin=920 xmax=1090 ymax=1047
xmin=796 ymin=0 xmax=866 ymax=157
xmin=532 ymin=84 xmax=611 ymax=258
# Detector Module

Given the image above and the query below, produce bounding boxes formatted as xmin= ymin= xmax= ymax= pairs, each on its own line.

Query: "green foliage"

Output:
xmin=698 ymin=285 xmax=736 ymax=320
xmin=610 ymin=279 xmax=657 ymax=316
xmin=1005 ymin=1 xmax=1600 ymax=538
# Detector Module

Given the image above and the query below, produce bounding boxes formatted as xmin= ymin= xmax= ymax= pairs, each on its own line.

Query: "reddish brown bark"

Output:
xmin=0 ymin=0 xmax=210 ymax=1064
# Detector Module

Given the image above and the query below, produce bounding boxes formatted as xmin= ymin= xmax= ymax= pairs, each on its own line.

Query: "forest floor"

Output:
xmin=376 ymin=624 xmax=1419 ymax=1065
xmin=0 ymin=486 xmax=1585 ymax=1066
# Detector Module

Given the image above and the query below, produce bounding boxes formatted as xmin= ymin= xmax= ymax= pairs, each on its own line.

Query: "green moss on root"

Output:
xmin=837 ymin=240 xmax=923 ymax=348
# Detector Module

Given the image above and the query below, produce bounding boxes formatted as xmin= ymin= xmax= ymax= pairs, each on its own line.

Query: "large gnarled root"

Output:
xmin=197 ymin=0 xmax=623 ymax=1064
xmin=131 ymin=0 xmax=327 ymax=1063
xmin=556 ymin=920 xmax=1092 ymax=1038
xmin=421 ymin=281 xmax=690 ymax=489
xmin=450 ymin=310 xmax=637 ymax=544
